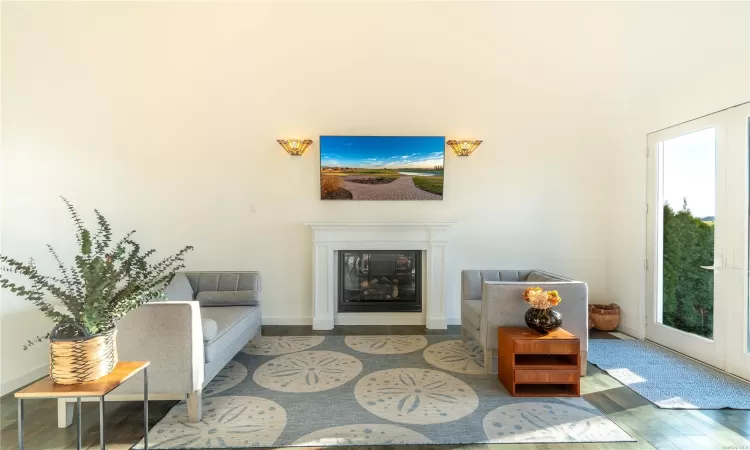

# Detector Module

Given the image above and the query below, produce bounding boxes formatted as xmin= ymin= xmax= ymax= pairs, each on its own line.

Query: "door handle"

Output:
xmin=701 ymin=256 xmax=725 ymax=271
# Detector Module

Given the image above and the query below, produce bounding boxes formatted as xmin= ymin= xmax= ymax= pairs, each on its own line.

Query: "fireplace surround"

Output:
xmin=306 ymin=222 xmax=453 ymax=329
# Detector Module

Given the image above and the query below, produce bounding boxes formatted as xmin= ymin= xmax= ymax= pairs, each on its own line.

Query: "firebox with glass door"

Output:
xmin=338 ymin=250 xmax=422 ymax=313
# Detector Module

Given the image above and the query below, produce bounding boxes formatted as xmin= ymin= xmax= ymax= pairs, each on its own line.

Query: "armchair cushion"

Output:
xmin=526 ymin=271 xmax=558 ymax=282
xmin=196 ymin=290 xmax=259 ymax=307
xmin=461 ymin=270 xmax=533 ymax=300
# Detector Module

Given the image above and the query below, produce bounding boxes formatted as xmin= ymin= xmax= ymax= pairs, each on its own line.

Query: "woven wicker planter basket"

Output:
xmin=589 ymin=303 xmax=621 ymax=331
xmin=49 ymin=324 xmax=118 ymax=385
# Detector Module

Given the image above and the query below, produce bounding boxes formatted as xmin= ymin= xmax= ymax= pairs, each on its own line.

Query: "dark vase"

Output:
xmin=524 ymin=307 xmax=563 ymax=334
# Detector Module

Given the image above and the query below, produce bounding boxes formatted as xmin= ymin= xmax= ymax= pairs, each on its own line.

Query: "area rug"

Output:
xmin=588 ymin=339 xmax=750 ymax=409
xmin=136 ymin=335 xmax=633 ymax=448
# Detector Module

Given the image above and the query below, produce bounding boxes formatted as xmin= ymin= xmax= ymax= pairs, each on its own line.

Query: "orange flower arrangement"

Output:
xmin=547 ymin=290 xmax=562 ymax=306
xmin=522 ymin=287 xmax=563 ymax=309
xmin=522 ymin=286 xmax=542 ymax=302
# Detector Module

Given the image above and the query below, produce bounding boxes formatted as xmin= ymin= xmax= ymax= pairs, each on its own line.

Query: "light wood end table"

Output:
xmin=15 ymin=361 xmax=150 ymax=450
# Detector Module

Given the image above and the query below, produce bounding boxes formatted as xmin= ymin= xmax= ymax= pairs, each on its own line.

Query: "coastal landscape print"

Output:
xmin=320 ymin=136 xmax=445 ymax=200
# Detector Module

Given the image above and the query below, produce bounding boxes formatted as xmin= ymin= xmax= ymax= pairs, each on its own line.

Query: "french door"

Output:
xmin=646 ymin=103 xmax=750 ymax=381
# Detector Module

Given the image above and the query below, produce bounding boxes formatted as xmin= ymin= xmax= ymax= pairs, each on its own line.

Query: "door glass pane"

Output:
xmin=660 ymin=127 xmax=716 ymax=339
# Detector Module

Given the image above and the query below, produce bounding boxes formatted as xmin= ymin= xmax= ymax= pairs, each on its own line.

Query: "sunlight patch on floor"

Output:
xmin=607 ymin=368 xmax=649 ymax=385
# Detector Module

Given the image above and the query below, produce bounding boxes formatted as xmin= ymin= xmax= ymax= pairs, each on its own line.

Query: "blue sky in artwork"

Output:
xmin=320 ymin=136 xmax=445 ymax=169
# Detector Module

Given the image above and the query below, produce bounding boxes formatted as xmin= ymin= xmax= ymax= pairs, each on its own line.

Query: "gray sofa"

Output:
xmin=461 ymin=269 xmax=588 ymax=375
xmin=57 ymin=271 xmax=262 ymax=427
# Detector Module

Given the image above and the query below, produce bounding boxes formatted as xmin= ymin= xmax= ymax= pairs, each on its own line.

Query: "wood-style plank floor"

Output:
xmin=1 ymin=326 xmax=748 ymax=449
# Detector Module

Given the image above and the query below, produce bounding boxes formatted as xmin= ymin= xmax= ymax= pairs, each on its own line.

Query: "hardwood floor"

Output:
xmin=2 ymin=326 xmax=748 ymax=450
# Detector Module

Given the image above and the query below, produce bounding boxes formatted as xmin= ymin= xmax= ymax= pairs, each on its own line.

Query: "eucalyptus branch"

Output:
xmin=23 ymin=333 xmax=51 ymax=351
xmin=0 ymin=198 xmax=193 ymax=349
xmin=92 ymin=209 xmax=112 ymax=256
xmin=0 ymin=277 xmax=73 ymax=324
xmin=46 ymin=245 xmax=84 ymax=310
xmin=1 ymin=257 xmax=78 ymax=305
xmin=61 ymin=196 xmax=86 ymax=245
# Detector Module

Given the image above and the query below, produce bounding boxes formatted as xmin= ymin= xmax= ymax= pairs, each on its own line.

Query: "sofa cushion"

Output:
xmin=196 ymin=290 xmax=259 ymax=307
xmin=200 ymin=306 xmax=260 ymax=362
xmin=164 ymin=273 xmax=195 ymax=301
xmin=202 ymin=318 xmax=218 ymax=342
xmin=462 ymin=299 xmax=482 ymax=330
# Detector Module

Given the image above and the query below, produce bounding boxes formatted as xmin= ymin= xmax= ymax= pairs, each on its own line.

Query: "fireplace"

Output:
xmin=306 ymin=222 xmax=453 ymax=329
xmin=338 ymin=250 xmax=422 ymax=312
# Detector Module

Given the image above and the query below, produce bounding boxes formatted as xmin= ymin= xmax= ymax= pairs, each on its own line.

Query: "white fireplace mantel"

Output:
xmin=305 ymin=222 xmax=455 ymax=330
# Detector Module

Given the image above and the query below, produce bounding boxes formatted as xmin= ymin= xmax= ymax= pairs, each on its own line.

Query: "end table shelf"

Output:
xmin=498 ymin=327 xmax=581 ymax=397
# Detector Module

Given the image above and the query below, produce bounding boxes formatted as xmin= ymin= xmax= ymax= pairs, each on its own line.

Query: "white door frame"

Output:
xmin=724 ymin=104 xmax=750 ymax=380
xmin=646 ymin=112 xmax=728 ymax=370
xmin=645 ymin=102 xmax=750 ymax=380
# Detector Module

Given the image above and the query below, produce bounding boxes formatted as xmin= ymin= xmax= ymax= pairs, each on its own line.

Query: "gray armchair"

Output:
xmin=461 ymin=269 xmax=588 ymax=375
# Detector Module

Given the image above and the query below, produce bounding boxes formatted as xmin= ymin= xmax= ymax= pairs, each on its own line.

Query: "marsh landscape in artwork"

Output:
xmin=320 ymin=136 xmax=445 ymax=200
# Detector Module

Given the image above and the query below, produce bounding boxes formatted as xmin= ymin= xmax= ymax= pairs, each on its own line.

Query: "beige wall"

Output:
xmin=1 ymin=1 xmax=747 ymax=392
xmin=601 ymin=4 xmax=750 ymax=338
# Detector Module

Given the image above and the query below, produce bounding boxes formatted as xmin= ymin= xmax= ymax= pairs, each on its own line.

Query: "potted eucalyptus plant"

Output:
xmin=0 ymin=198 xmax=193 ymax=384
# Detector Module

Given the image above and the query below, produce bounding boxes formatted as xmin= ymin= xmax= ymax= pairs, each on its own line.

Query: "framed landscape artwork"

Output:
xmin=320 ymin=136 xmax=445 ymax=200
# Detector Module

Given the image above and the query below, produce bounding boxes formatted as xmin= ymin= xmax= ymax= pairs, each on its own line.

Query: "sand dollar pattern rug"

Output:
xmin=423 ymin=339 xmax=485 ymax=374
xmin=354 ymin=368 xmax=479 ymax=424
xmin=253 ymin=350 xmax=363 ymax=393
xmin=242 ymin=335 xmax=325 ymax=355
xmin=203 ymin=361 xmax=247 ymax=398
xmin=136 ymin=335 xmax=633 ymax=448
xmin=145 ymin=396 xmax=286 ymax=448
xmin=483 ymin=399 xmax=632 ymax=443
xmin=293 ymin=424 xmax=431 ymax=446
xmin=345 ymin=335 xmax=428 ymax=354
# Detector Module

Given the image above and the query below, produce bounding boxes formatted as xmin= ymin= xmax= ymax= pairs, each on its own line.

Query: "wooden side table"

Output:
xmin=498 ymin=327 xmax=580 ymax=397
xmin=15 ymin=361 xmax=150 ymax=450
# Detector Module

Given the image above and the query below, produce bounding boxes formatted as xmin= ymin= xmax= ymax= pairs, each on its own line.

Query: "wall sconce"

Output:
xmin=446 ymin=140 xmax=483 ymax=156
xmin=277 ymin=139 xmax=313 ymax=156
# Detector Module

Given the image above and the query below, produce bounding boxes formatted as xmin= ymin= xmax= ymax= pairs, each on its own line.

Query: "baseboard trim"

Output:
xmin=1 ymin=365 xmax=48 ymax=396
xmin=446 ymin=317 xmax=460 ymax=326
xmin=616 ymin=323 xmax=644 ymax=340
xmin=425 ymin=315 xmax=447 ymax=330
xmin=312 ymin=316 xmax=334 ymax=330
xmin=262 ymin=316 xmax=313 ymax=326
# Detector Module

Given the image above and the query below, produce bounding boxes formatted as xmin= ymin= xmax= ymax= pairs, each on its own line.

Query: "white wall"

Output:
xmin=600 ymin=3 xmax=750 ymax=338
xmin=1 ymin=1 xmax=746 ymax=393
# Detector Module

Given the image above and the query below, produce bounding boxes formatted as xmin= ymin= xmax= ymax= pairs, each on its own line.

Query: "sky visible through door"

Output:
xmin=663 ymin=128 xmax=716 ymax=219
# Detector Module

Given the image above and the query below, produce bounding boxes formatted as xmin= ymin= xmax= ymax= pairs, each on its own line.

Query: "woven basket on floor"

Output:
xmin=49 ymin=323 xmax=118 ymax=385
xmin=589 ymin=303 xmax=621 ymax=331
